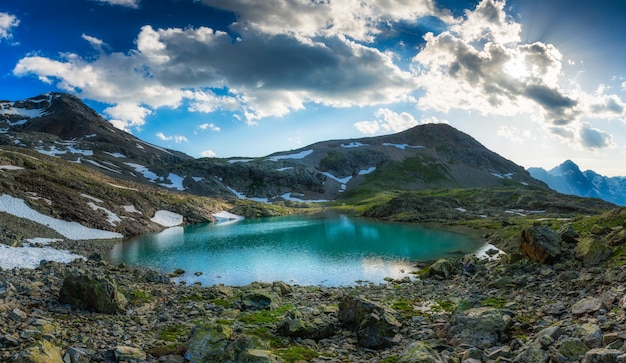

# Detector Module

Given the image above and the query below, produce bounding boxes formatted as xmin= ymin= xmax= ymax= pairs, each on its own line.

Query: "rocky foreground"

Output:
xmin=3 ymin=217 xmax=626 ymax=363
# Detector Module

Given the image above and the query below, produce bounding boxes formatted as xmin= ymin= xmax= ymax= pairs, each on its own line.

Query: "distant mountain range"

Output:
xmin=528 ymin=160 xmax=626 ymax=206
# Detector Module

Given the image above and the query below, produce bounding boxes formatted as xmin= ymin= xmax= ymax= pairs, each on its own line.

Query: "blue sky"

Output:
xmin=1 ymin=0 xmax=626 ymax=176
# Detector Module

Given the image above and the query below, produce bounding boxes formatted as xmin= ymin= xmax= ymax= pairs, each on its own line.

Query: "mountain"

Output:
xmin=2 ymin=93 xmax=548 ymax=203
xmin=528 ymin=160 xmax=626 ymax=205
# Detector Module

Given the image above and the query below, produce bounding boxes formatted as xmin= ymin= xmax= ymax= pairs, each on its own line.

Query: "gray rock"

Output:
xmin=572 ymin=297 xmax=602 ymax=315
xmin=559 ymin=224 xmax=579 ymax=243
xmin=429 ymin=259 xmax=457 ymax=279
xmin=12 ymin=340 xmax=63 ymax=363
xmin=145 ymin=270 xmax=170 ymax=283
xmin=9 ymin=308 xmax=27 ymax=321
xmin=63 ymin=346 xmax=94 ymax=363
xmin=519 ymin=225 xmax=562 ymax=263
xmin=576 ymin=323 xmax=602 ymax=349
xmin=582 ymin=348 xmax=624 ymax=363
xmin=575 ymin=238 xmax=612 ymax=267
xmin=241 ymin=290 xmax=280 ymax=310
xmin=449 ymin=307 xmax=514 ymax=349
xmin=58 ymin=269 xmax=127 ymax=314
xmin=398 ymin=341 xmax=445 ymax=363
xmin=114 ymin=346 xmax=146 ymax=362
xmin=512 ymin=341 xmax=550 ymax=363
xmin=278 ymin=311 xmax=336 ymax=340
xmin=558 ymin=338 xmax=589 ymax=361
xmin=338 ymin=295 xmax=402 ymax=349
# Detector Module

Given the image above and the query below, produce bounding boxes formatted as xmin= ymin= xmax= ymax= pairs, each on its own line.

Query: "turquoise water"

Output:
xmin=109 ymin=214 xmax=484 ymax=286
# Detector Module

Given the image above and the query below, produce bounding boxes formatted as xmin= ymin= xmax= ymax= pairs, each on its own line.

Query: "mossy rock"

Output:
xmin=58 ymin=269 xmax=127 ymax=314
xmin=559 ymin=338 xmax=588 ymax=361
xmin=574 ymin=238 xmax=611 ymax=267
xmin=12 ymin=340 xmax=63 ymax=363
xmin=398 ymin=341 xmax=444 ymax=363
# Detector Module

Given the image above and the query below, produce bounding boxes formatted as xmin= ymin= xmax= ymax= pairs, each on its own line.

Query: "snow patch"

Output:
xmin=8 ymin=119 xmax=28 ymax=126
xmin=158 ymin=173 xmax=185 ymax=191
xmin=382 ymin=143 xmax=424 ymax=150
xmin=150 ymin=210 xmax=183 ymax=227
xmin=491 ymin=172 xmax=514 ymax=179
xmin=281 ymin=192 xmax=328 ymax=203
xmin=341 ymin=142 xmax=368 ymax=148
xmin=35 ymin=146 xmax=67 ymax=157
xmin=228 ymin=159 xmax=253 ymax=164
xmin=276 ymin=167 xmax=294 ymax=172
xmin=268 ymin=150 xmax=313 ymax=161
xmin=87 ymin=202 xmax=122 ymax=226
xmin=125 ymin=163 xmax=159 ymax=181
xmin=0 ymin=165 xmax=24 ymax=171
xmin=455 ymin=207 xmax=467 ymax=213
xmin=358 ymin=167 xmax=376 ymax=175
xmin=123 ymin=205 xmax=141 ymax=214
xmin=66 ymin=145 xmax=93 ymax=156
xmin=192 ymin=177 xmax=204 ymax=182
xmin=0 ymin=244 xmax=85 ymax=270
xmin=226 ymin=187 xmax=269 ymax=203
xmin=85 ymin=159 xmax=122 ymax=174
xmin=104 ymin=151 xmax=126 ymax=158
xmin=81 ymin=194 xmax=104 ymax=203
xmin=0 ymin=194 xmax=123 ymax=240
xmin=474 ymin=243 xmax=506 ymax=261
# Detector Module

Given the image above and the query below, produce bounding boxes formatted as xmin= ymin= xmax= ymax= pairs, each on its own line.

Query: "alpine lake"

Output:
xmin=109 ymin=213 xmax=486 ymax=286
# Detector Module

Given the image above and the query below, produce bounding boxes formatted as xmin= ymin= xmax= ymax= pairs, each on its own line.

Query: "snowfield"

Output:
xmin=0 ymin=194 xmax=123 ymax=240
xmin=212 ymin=211 xmax=245 ymax=225
xmin=0 ymin=244 xmax=85 ymax=269
xmin=268 ymin=150 xmax=313 ymax=161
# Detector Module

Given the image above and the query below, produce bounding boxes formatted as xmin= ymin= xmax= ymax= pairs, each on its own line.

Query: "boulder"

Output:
xmin=338 ymin=295 xmax=402 ymax=349
xmin=398 ymin=341 xmax=445 ymax=363
xmin=519 ymin=225 xmax=562 ymax=263
xmin=428 ymin=259 xmax=457 ymax=279
xmin=12 ymin=340 xmax=63 ymax=363
xmin=278 ymin=310 xmax=336 ymax=340
xmin=186 ymin=322 xmax=282 ymax=363
xmin=575 ymin=238 xmax=612 ymax=267
xmin=241 ymin=290 xmax=280 ymax=310
xmin=512 ymin=341 xmax=550 ymax=363
xmin=558 ymin=338 xmax=589 ymax=362
xmin=58 ymin=269 xmax=127 ymax=314
xmin=449 ymin=307 xmax=513 ymax=349
xmin=63 ymin=346 xmax=94 ymax=363
xmin=558 ymin=224 xmax=579 ymax=244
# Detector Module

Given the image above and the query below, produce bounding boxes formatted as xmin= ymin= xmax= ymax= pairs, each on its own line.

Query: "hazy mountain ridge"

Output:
xmin=528 ymin=160 xmax=626 ymax=206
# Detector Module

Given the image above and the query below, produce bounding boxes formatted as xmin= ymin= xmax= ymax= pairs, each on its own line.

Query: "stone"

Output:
xmin=63 ymin=346 xmax=93 ymax=363
xmin=241 ymin=290 xmax=280 ymax=310
xmin=278 ymin=311 xmax=336 ymax=340
xmin=398 ymin=341 xmax=445 ymax=363
xmin=338 ymin=295 xmax=402 ymax=349
xmin=145 ymin=270 xmax=170 ymax=283
xmin=558 ymin=338 xmax=589 ymax=361
xmin=582 ymin=348 xmax=624 ymax=363
xmin=114 ymin=346 xmax=146 ymax=362
xmin=0 ymin=282 xmax=16 ymax=299
xmin=9 ymin=308 xmax=28 ymax=321
xmin=572 ymin=297 xmax=602 ymax=315
xmin=576 ymin=323 xmax=602 ymax=349
xmin=58 ymin=269 xmax=127 ymax=314
xmin=519 ymin=225 xmax=562 ymax=263
xmin=429 ymin=259 xmax=457 ymax=279
xmin=449 ymin=307 xmax=513 ymax=349
xmin=12 ymin=339 xmax=63 ymax=363
xmin=186 ymin=322 xmax=280 ymax=362
xmin=272 ymin=281 xmax=293 ymax=296
xmin=512 ymin=341 xmax=550 ymax=363
xmin=558 ymin=224 xmax=579 ymax=243
xmin=575 ymin=238 xmax=612 ymax=267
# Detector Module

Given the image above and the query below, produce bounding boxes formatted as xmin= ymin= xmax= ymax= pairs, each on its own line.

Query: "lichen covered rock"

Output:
xmin=338 ymin=295 xmax=402 ymax=349
xmin=449 ymin=307 xmax=513 ymax=348
xmin=58 ymin=269 xmax=127 ymax=313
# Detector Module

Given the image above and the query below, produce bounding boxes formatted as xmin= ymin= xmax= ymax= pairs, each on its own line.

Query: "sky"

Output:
xmin=1 ymin=0 xmax=626 ymax=176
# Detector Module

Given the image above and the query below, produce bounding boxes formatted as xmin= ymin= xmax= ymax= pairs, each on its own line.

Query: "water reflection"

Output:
xmin=109 ymin=214 xmax=483 ymax=286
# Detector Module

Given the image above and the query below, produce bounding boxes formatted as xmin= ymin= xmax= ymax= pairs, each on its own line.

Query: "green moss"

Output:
xmin=377 ymin=357 xmax=399 ymax=363
xmin=238 ymin=304 xmax=294 ymax=325
xmin=158 ymin=325 xmax=189 ymax=342
xmin=245 ymin=326 xmax=286 ymax=348
xmin=436 ymin=300 xmax=455 ymax=312
xmin=276 ymin=346 xmax=319 ymax=362
xmin=480 ymin=297 xmax=507 ymax=309
xmin=125 ymin=289 xmax=153 ymax=305
xmin=146 ymin=343 xmax=188 ymax=357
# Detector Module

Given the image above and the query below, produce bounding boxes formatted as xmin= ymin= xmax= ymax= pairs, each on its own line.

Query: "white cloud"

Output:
xmin=81 ymin=34 xmax=105 ymax=48
xmin=354 ymin=108 xmax=419 ymax=135
xmin=155 ymin=132 xmax=188 ymax=144
xmin=411 ymin=0 xmax=625 ymax=151
xmin=200 ymin=150 xmax=217 ymax=158
xmin=92 ymin=0 xmax=140 ymax=8
xmin=200 ymin=0 xmax=454 ymax=42
xmin=0 ymin=12 xmax=20 ymax=41
xmin=104 ymin=103 xmax=152 ymax=132
xmin=196 ymin=123 xmax=220 ymax=132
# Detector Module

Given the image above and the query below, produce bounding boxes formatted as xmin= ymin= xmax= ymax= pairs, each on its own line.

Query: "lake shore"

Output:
xmin=3 ymin=219 xmax=626 ymax=362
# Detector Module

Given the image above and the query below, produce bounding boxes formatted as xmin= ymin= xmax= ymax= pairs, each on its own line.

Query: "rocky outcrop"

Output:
xmin=428 ymin=258 xmax=457 ymax=279
xmin=519 ymin=225 xmax=562 ymax=263
xmin=575 ymin=237 xmax=612 ymax=267
xmin=58 ymin=269 xmax=127 ymax=313
xmin=338 ymin=295 xmax=402 ymax=349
